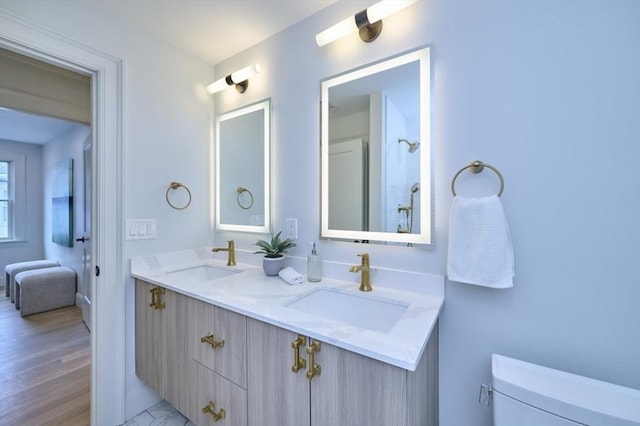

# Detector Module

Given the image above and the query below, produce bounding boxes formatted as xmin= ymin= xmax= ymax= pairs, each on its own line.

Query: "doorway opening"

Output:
xmin=1 ymin=49 xmax=93 ymax=423
xmin=1 ymin=14 xmax=126 ymax=424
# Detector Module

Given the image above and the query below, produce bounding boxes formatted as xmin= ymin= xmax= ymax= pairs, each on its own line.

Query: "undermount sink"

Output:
xmin=166 ymin=265 xmax=240 ymax=282
xmin=284 ymin=288 xmax=409 ymax=333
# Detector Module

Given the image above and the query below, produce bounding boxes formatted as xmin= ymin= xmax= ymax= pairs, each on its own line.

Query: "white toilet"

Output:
xmin=491 ymin=354 xmax=640 ymax=426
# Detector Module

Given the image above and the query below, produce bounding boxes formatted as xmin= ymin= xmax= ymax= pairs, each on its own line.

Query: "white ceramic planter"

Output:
xmin=262 ymin=256 xmax=285 ymax=276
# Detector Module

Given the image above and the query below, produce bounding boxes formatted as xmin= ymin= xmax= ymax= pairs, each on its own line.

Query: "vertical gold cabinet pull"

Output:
xmin=149 ymin=287 xmax=166 ymax=309
xmin=148 ymin=288 xmax=157 ymax=308
xmin=201 ymin=333 xmax=225 ymax=349
xmin=306 ymin=340 xmax=321 ymax=380
xmin=291 ymin=335 xmax=307 ymax=373
xmin=155 ymin=288 xmax=166 ymax=309
xmin=202 ymin=401 xmax=226 ymax=422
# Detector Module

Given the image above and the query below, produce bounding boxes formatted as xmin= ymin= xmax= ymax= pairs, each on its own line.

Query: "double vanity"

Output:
xmin=131 ymin=248 xmax=443 ymax=425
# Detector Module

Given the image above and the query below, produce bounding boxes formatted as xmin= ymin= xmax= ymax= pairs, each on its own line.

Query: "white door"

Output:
xmin=77 ymin=141 xmax=92 ymax=330
xmin=328 ymin=139 xmax=365 ymax=231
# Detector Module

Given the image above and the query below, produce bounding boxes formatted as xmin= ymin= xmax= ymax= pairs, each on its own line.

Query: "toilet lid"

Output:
xmin=492 ymin=354 xmax=640 ymax=426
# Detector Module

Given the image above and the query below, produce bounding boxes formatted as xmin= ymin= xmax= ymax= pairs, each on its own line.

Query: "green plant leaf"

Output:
xmin=254 ymin=230 xmax=296 ymax=257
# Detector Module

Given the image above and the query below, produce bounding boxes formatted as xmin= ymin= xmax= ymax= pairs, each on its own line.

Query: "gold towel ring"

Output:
xmin=166 ymin=182 xmax=192 ymax=210
xmin=451 ymin=161 xmax=504 ymax=197
xmin=236 ymin=187 xmax=254 ymax=210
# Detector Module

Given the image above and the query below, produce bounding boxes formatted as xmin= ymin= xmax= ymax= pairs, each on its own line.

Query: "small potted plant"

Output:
xmin=254 ymin=231 xmax=297 ymax=276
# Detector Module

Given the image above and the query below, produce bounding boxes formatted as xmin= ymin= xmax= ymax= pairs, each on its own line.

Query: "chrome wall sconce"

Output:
xmin=207 ymin=64 xmax=261 ymax=94
xmin=315 ymin=0 xmax=416 ymax=47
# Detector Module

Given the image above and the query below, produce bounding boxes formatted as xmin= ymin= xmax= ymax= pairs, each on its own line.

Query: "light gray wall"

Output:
xmin=0 ymin=139 xmax=44 ymax=274
xmin=214 ymin=1 xmax=640 ymax=425
xmin=42 ymin=124 xmax=90 ymax=289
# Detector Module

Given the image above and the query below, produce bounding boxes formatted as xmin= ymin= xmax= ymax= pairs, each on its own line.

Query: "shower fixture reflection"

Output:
xmin=398 ymin=138 xmax=420 ymax=153
xmin=397 ymin=182 xmax=420 ymax=235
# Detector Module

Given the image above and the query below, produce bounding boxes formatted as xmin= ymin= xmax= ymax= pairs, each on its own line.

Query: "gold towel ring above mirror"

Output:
xmin=236 ymin=187 xmax=254 ymax=210
xmin=451 ymin=161 xmax=504 ymax=197
xmin=166 ymin=182 xmax=192 ymax=210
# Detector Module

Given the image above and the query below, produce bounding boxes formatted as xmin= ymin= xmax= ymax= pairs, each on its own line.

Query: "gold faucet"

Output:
xmin=212 ymin=240 xmax=236 ymax=266
xmin=349 ymin=253 xmax=372 ymax=292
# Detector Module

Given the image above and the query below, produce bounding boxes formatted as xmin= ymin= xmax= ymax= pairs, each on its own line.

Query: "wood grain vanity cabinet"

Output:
xmin=135 ymin=279 xmax=439 ymax=426
xmin=134 ymin=279 xmax=191 ymax=417
xmin=246 ymin=318 xmax=439 ymax=426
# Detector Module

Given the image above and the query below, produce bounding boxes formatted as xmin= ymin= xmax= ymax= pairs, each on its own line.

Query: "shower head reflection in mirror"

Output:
xmin=398 ymin=138 xmax=420 ymax=153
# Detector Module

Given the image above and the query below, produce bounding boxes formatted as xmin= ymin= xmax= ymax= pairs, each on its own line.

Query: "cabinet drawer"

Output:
xmin=194 ymin=361 xmax=247 ymax=426
xmin=190 ymin=298 xmax=247 ymax=388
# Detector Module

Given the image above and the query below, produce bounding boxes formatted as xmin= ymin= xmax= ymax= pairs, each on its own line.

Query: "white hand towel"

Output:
xmin=447 ymin=195 xmax=514 ymax=288
xmin=279 ymin=267 xmax=304 ymax=285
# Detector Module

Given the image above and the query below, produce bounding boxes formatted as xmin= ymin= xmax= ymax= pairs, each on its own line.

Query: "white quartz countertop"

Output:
xmin=131 ymin=249 xmax=444 ymax=371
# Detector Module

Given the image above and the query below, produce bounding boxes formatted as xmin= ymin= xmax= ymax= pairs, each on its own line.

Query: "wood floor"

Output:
xmin=0 ymin=294 xmax=90 ymax=426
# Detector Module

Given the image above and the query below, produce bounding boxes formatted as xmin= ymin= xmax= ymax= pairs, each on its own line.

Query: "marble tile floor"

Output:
xmin=122 ymin=400 xmax=194 ymax=426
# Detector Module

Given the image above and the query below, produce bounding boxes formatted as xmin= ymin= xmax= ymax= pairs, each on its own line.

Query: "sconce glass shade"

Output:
xmin=207 ymin=78 xmax=230 ymax=94
xmin=316 ymin=16 xmax=357 ymax=47
xmin=230 ymin=64 xmax=261 ymax=84
xmin=315 ymin=0 xmax=416 ymax=47
xmin=207 ymin=64 xmax=261 ymax=94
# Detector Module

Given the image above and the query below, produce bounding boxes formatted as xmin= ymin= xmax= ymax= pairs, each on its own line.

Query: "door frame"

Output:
xmin=0 ymin=11 xmax=125 ymax=425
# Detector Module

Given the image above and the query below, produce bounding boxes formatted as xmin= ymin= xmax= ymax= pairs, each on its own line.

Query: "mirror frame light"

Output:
xmin=321 ymin=46 xmax=431 ymax=245
xmin=215 ymin=98 xmax=271 ymax=233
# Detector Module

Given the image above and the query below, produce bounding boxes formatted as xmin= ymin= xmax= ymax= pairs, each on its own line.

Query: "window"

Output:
xmin=0 ymin=160 xmax=10 ymax=239
xmin=0 ymin=152 xmax=25 ymax=242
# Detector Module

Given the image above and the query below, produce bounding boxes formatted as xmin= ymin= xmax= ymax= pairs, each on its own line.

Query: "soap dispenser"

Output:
xmin=307 ymin=242 xmax=322 ymax=282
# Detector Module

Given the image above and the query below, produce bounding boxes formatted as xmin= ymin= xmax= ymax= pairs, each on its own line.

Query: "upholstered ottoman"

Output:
xmin=15 ymin=266 xmax=76 ymax=317
xmin=5 ymin=260 xmax=59 ymax=302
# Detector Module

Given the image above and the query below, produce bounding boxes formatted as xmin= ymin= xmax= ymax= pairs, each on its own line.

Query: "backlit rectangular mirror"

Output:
xmin=215 ymin=98 xmax=271 ymax=233
xmin=321 ymin=46 xmax=431 ymax=245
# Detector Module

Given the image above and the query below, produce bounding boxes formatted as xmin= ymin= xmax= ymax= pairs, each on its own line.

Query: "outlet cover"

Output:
xmin=285 ymin=218 xmax=298 ymax=239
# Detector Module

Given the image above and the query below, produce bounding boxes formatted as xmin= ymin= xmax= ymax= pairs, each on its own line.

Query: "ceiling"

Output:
xmin=0 ymin=0 xmax=338 ymax=143
xmin=90 ymin=0 xmax=338 ymax=65
xmin=0 ymin=108 xmax=84 ymax=144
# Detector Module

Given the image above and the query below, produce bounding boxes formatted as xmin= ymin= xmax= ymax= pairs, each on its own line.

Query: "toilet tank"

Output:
xmin=491 ymin=354 xmax=640 ymax=426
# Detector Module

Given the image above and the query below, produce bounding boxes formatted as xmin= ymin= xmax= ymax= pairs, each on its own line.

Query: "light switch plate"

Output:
xmin=126 ymin=219 xmax=157 ymax=240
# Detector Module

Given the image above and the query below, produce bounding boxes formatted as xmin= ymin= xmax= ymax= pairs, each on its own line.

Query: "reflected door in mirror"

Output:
xmin=328 ymin=138 xmax=365 ymax=231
